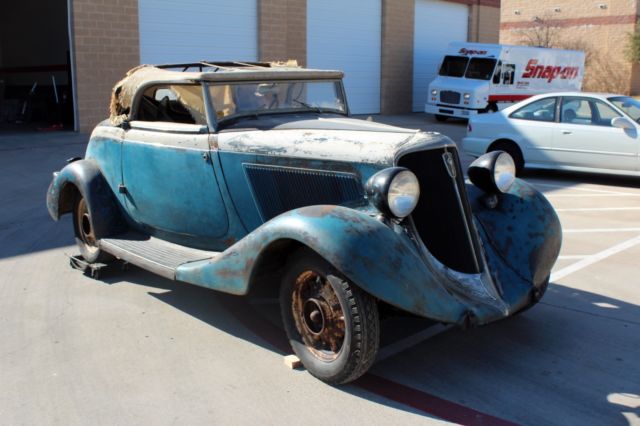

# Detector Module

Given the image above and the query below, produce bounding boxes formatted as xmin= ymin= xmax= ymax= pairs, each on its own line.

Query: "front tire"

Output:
xmin=72 ymin=194 xmax=113 ymax=263
xmin=280 ymin=249 xmax=379 ymax=385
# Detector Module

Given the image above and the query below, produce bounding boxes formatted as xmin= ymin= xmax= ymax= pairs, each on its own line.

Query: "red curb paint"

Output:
xmin=356 ymin=374 xmax=520 ymax=426
xmin=219 ymin=295 xmax=518 ymax=426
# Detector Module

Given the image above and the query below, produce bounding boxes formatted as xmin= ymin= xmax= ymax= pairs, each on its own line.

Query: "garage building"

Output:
xmin=0 ymin=0 xmax=501 ymax=132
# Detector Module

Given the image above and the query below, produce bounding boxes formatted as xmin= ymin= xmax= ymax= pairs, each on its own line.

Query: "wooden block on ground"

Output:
xmin=283 ymin=354 xmax=302 ymax=369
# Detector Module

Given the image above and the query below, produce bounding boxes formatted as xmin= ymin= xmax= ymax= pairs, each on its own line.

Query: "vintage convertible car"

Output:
xmin=47 ymin=61 xmax=561 ymax=384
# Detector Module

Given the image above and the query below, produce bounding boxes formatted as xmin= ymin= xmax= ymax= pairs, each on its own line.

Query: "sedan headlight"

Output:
xmin=431 ymin=89 xmax=438 ymax=96
xmin=463 ymin=93 xmax=471 ymax=100
xmin=365 ymin=167 xmax=420 ymax=219
xmin=468 ymin=151 xmax=516 ymax=194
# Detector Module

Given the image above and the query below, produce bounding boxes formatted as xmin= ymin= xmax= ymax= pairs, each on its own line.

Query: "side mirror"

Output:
xmin=611 ymin=117 xmax=635 ymax=130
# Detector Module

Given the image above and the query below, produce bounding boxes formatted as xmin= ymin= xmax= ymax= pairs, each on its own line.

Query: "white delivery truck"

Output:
xmin=425 ymin=42 xmax=585 ymax=121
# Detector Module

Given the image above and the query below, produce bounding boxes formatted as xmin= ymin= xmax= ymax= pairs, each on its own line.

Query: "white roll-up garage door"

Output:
xmin=413 ymin=0 xmax=468 ymax=111
xmin=138 ymin=0 xmax=258 ymax=64
xmin=307 ymin=0 xmax=381 ymax=114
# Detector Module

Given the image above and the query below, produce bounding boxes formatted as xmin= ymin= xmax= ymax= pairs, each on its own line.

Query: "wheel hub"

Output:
xmin=76 ymin=198 xmax=98 ymax=251
xmin=302 ymin=298 xmax=325 ymax=335
xmin=292 ymin=270 xmax=346 ymax=359
xmin=81 ymin=213 xmax=92 ymax=237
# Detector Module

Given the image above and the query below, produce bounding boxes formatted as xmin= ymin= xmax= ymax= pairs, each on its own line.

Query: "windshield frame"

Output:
xmin=608 ymin=96 xmax=640 ymax=123
xmin=204 ymin=79 xmax=349 ymax=130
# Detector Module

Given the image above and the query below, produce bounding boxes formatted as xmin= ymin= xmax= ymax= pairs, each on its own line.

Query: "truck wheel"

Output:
xmin=485 ymin=103 xmax=498 ymax=113
xmin=72 ymin=195 xmax=113 ymax=263
xmin=435 ymin=114 xmax=448 ymax=122
xmin=489 ymin=142 xmax=524 ymax=176
xmin=280 ymin=249 xmax=379 ymax=385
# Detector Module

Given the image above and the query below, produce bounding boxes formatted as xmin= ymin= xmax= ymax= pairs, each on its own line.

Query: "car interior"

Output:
xmin=136 ymin=85 xmax=207 ymax=125
xmin=560 ymin=98 xmax=620 ymax=126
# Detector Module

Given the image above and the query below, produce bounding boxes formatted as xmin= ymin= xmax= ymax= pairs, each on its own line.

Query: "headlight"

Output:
xmin=467 ymin=151 xmax=516 ymax=194
xmin=431 ymin=89 xmax=437 ymax=96
xmin=365 ymin=167 xmax=420 ymax=219
xmin=463 ymin=93 xmax=471 ymax=100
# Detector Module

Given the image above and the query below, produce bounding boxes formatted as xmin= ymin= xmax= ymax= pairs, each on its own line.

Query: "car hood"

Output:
xmin=216 ymin=117 xmax=453 ymax=166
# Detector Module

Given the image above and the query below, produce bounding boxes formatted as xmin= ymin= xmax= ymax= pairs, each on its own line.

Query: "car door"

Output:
xmin=121 ymin=84 xmax=229 ymax=249
xmin=551 ymin=96 xmax=638 ymax=171
xmin=507 ymin=97 xmax=558 ymax=165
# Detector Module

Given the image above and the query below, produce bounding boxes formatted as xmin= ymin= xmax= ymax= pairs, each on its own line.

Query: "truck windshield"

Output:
xmin=608 ymin=96 xmax=640 ymax=122
xmin=208 ymin=80 xmax=347 ymax=123
xmin=438 ymin=56 xmax=468 ymax=77
xmin=465 ymin=58 xmax=497 ymax=80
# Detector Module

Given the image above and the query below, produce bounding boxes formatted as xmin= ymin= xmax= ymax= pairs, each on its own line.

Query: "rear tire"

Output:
xmin=72 ymin=194 xmax=113 ymax=263
xmin=435 ymin=114 xmax=448 ymax=122
xmin=280 ymin=249 xmax=379 ymax=385
xmin=489 ymin=141 xmax=524 ymax=176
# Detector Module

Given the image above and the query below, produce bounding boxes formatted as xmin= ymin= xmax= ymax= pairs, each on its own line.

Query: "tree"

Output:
xmin=517 ymin=15 xmax=559 ymax=48
xmin=626 ymin=23 xmax=640 ymax=63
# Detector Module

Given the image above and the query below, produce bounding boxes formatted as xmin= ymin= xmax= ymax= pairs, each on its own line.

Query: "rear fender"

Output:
xmin=176 ymin=205 xmax=469 ymax=322
xmin=46 ymin=159 xmax=126 ymax=239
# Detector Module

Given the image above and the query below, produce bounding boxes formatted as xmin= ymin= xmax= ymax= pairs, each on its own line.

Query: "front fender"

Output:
xmin=176 ymin=205 xmax=471 ymax=323
xmin=468 ymin=179 xmax=562 ymax=308
xmin=46 ymin=159 xmax=126 ymax=239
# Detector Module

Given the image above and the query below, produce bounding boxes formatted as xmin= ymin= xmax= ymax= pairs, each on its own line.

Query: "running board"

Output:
xmin=100 ymin=232 xmax=219 ymax=280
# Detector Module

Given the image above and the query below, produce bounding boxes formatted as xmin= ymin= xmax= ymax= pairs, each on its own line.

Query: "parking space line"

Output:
xmin=551 ymin=235 xmax=640 ymax=282
xmin=563 ymin=228 xmax=640 ymax=233
xmin=545 ymin=193 xmax=640 ymax=197
xmin=376 ymin=324 xmax=452 ymax=362
xmin=531 ymin=182 xmax=634 ymax=196
xmin=556 ymin=207 xmax=640 ymax=212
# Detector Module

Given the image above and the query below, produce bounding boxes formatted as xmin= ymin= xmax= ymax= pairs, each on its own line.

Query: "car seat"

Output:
xmin=563 ymin=109 xmax=576 ymax=123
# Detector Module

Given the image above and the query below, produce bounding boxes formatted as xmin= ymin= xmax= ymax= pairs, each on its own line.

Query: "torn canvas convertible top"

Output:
xmin=109 ymin=63 xmax=344 ymax=125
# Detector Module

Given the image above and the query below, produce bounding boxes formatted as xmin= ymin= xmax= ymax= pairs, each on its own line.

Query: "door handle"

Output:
xmin=561 ymin=130 xmax=572 ymax=135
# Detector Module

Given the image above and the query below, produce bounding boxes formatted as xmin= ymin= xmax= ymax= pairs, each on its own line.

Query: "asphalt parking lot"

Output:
xmin=1 ymin=117 xmax=639 ymax=425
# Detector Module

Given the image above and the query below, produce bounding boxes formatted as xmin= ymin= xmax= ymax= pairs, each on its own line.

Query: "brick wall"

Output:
xmin=500 ymin=0 xmax=640 ymax=94
xmin=258 ymin=0 xmax=306 ymax=66
xmin=469 ymin=4 xmax=501 ymax=43
xmin=72 ymin=0 xmax=140 ymax=132
xmin=380 ymin=0 xmax=414 ymax=114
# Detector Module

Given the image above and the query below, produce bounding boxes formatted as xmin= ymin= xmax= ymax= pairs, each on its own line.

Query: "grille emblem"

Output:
xmin=442 ymin=152 xmax=457 ymax=178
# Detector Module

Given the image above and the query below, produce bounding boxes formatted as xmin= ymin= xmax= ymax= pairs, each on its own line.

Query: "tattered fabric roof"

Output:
xmin=109 ymin=62 xmax=344 ymax=125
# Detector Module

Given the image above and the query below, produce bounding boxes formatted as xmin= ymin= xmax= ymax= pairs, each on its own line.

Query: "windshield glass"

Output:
xmin=465 ymin=58 xmax=496 ymax=80
xmin=608 ymin=96 xmax=640 ymax=122
xmin=438 ymin=56 xmax=469 ymax=77
xmin=208 ymin=80 xmax=346 ymax=122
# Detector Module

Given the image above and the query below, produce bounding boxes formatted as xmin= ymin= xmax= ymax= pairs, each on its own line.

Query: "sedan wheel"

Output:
xmin=490 ymin=142 xmax=524 ymax=176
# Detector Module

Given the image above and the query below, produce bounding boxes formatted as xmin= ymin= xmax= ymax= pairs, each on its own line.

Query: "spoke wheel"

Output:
xmin=280 ymin=249 xmax=379 ymax=385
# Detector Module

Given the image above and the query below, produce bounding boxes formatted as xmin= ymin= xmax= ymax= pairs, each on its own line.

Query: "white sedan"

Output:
xmin=462 ymin=92 xmax=640 ymax=176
